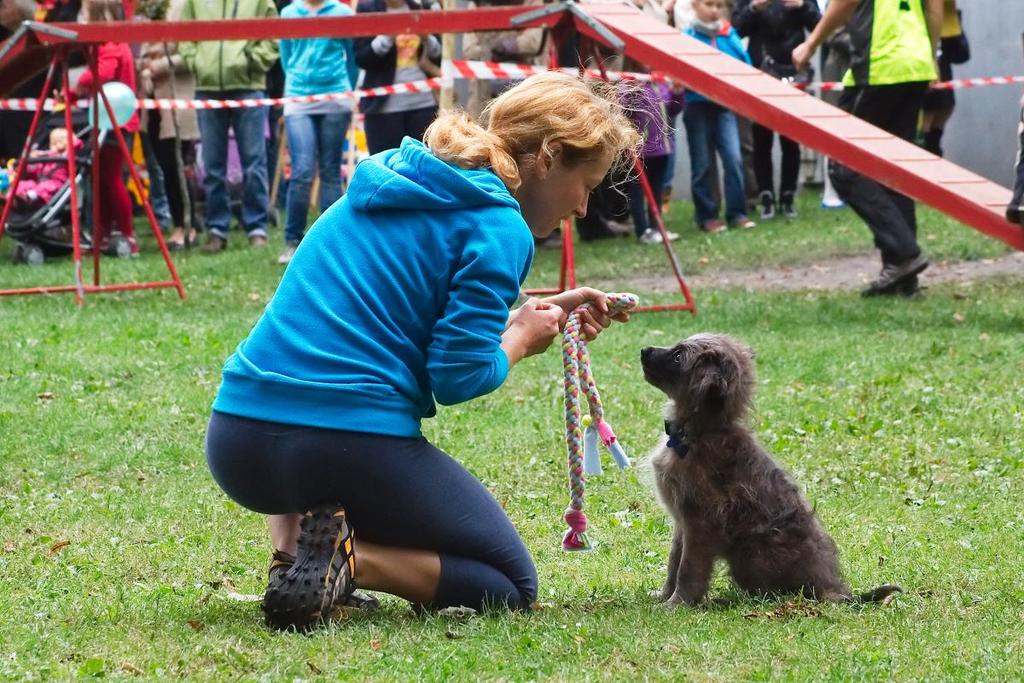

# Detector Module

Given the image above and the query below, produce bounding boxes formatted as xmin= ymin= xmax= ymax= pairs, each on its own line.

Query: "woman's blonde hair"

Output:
xmin=424 ymin=72 xmax=642 ymax=192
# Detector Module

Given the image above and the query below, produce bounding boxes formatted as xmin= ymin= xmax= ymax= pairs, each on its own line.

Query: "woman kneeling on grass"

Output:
xmin=205 ymin=72 xmax=641 ymax=631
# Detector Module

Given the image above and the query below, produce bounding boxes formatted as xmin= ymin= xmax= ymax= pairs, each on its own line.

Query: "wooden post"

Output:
xmin=439 ymin=0 xmax=457 ymax=111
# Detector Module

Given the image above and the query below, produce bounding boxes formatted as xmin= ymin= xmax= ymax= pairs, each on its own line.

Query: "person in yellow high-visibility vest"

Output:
xmin=920 ymin=0 xmax=969 ymax=157
xmin=793 ymin=0 xmax=943 ymax=297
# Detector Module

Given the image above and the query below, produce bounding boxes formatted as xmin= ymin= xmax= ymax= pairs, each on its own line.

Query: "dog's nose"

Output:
xmin=640 ymin=347 xmax=653 ymax=362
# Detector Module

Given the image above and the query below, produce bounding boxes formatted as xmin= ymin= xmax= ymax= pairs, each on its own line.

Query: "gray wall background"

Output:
xmin=668 ymin=6 xmax=1024 ymax=198
xmin=943 ymin=7 xmax=1024 ymax=187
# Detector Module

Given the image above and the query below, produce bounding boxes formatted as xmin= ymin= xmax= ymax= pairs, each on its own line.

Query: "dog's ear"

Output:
xmin=688 ymin=349 xmax=729 ymax=410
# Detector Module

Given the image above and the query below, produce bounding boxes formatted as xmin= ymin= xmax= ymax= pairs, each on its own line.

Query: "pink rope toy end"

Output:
xmin=595 ymin=419 xmax=616 ymax=446
xmin=562 ymin=508 xmax=593 ymax=551
xmin=596 ymin=419 xmax=631 ymax=469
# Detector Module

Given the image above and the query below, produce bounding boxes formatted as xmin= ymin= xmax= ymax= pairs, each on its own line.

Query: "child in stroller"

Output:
xmin=3 ymin=112 xmax=134 ymax=265
xmin=5 ymin=127 xmax=79 ymax=209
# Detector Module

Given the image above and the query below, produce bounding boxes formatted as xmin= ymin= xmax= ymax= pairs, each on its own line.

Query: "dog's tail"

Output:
xmin=855 ymin=584 xmax=902 ymax=603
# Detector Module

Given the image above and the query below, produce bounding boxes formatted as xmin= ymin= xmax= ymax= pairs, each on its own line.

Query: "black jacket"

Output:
xmin=732 ymin=0 xmax=820 ymax=69
xmin=354 ymin=0 xmax=440 ymax=114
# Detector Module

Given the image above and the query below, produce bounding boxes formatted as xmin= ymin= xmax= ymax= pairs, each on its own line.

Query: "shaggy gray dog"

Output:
xmin=641 ymin=333 xmax=899 ymax=607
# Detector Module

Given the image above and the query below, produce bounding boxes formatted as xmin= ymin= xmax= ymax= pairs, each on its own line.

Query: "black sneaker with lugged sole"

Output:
xmin=263 ymin=506 xmax=357 ymax=631
xmin=268 ymin=549 xmax=379 ymax=612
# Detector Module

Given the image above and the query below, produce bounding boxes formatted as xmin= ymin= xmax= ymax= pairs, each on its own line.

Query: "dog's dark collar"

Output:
xmin=664 ymin=420 xmax=689 ymax=457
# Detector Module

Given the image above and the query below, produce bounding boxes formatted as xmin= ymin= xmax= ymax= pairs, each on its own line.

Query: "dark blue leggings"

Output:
xmin=205 ymin=411 xmax=537 ymax=611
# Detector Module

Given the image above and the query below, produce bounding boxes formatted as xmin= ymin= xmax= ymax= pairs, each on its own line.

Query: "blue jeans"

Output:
xmin=283 ymin=110 xmax=351 ymax=244
xmin=196 ymin=90 xmax=269 ymax=239
xmin=683 ymin=101 xmax=748 ymax=226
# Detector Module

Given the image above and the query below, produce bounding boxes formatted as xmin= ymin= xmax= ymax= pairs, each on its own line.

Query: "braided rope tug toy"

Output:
xmin=561 ymin=292 xmax=639 ymax=551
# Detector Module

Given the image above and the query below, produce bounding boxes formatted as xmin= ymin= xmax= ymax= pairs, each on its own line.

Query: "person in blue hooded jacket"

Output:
xmin=683 ymin=0 xmax=757 ymax=233
xmin=277 ymin=0 xmax=361 ymax=265
xmin=205 ymin=72 xmax=642 ymax=631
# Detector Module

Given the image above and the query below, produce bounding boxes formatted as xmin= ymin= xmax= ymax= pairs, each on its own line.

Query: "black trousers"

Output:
xmin=205 ymin=411 xmax=538 ymax=611
xmin=829 ymin=82 xmax=928 ymax=265
xmin=147 ymin=110 xmax=197 ymax=229
xmin=364 ymin=105 xmax=438 ymax=155
xmin=752 ymin=123 xmax=800 ymax=197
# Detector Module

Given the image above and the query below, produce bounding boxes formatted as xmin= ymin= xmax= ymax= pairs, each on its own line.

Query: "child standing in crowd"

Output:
xmin=354 ymin=0 xmax=441 ymax=155
xmin=278 ymin=0 xmax=360 ymax=265
xmin=76 ymin=0 xmax=141 ymax=255
xmin=682 ymin=0 xmax=756 ymax=232
xmin=625 ymin=72 xmax=685 ymax=244
xmin=732 ymin=0 xmax=820 ymax=220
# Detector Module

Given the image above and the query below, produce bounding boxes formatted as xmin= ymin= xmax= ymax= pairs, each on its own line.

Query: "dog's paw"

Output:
xmin=649 ymin=589 xmax=671 ymax=603
xmin=664 ymin=592 xmax=701 ymax=609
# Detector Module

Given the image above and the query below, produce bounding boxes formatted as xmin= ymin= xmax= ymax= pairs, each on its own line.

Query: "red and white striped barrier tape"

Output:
xmin=445 ymin=59 xmax=648 ymax=83
xmin=0 ymin=77 xmax=441 ymax=111
xmin=1 ymin=59 xmax=1021 ymax=111
xmin=451 ymin=59 xmax=1024 ymax=93
xmin=794 ymin=75 xmax=1024 ymax=92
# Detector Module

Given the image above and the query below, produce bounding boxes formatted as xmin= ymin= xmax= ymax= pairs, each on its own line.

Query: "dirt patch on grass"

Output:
xmin=608 ymin=251 xmax=1024 ymax=294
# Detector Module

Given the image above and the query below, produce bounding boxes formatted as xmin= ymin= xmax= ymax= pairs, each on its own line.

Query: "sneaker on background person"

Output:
xmin=821 ymin=164 xmax=845 ymax=208
xmin=701 ymin=218 xmax=727 ymax=234
xmin=203 ymin=234 xmax=227 ymax=253
xmin=639 ymin=227 xmax=681 ymax=244
xmin=779 ymin=191 xmax=798 ymax=219
xmin=278 ymin=240 xmax=299 ymax=265
xmin=861 ymin=254 xmax=929 ymax=297
xmin=731 ymin=215 xmax=757 ymax=230
xmin=758 ymin=190 xmax=775 ymax=220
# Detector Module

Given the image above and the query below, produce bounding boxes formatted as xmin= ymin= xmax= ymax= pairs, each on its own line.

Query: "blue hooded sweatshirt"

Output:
xmin=683 ymin=22 xmax=751 ymax=105
xmin=279 ymin=0 xmax=359 ymax=97
xmin=213 ymin=138 xmax=535 ymax=437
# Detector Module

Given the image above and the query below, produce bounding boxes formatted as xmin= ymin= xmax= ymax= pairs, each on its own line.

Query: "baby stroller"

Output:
xmin=4 ymin=110 xmax=134 ymax=265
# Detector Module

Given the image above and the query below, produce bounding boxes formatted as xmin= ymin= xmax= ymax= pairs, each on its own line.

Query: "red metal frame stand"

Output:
xmin=634 ymin=155 xmax=696 ymax=313
xmin=0 ymin=46 xmax=185 ymax=302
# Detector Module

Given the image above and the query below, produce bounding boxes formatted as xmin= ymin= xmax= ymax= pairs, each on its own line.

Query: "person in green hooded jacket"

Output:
xmin=179 ymin=0 xmax=279 ymax=253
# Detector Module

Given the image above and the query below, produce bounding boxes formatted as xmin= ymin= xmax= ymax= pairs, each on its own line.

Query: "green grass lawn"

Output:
xmin=1 ymin=198 xmax=1022 ymax=680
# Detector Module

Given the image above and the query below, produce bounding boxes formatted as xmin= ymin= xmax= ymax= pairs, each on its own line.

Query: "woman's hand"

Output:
xmin=541 ymin=287 xmax=631 ymax=341
xmin=501 ymin=298 xmax=566 ymax=366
